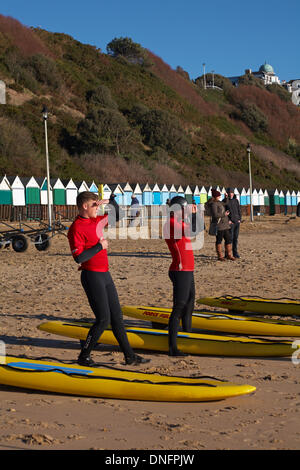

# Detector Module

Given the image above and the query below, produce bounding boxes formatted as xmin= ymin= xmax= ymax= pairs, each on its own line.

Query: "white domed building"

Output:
xmin=229 ymin=62 xmax=280 ymax=86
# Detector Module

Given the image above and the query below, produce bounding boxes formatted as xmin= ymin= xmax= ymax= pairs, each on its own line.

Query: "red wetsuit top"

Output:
xmin=163 ymin=214 xmax=194 ymax=271
xmin=68 ymin=215 xmax=108 ymax=271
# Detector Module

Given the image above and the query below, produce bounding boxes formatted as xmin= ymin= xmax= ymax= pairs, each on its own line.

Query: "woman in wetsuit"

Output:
xmin=163 ymin=196 xmax=202 ymax=356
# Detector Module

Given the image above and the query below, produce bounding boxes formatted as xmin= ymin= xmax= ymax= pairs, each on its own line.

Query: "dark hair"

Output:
xmin=76 ymin=191 xmax=98 ymax=208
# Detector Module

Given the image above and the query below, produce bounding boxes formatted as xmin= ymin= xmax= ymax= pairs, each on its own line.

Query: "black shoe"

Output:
xmin=77 ymin=356 xmax=95 ymax=367
xmin=234 ymin=253 xmax=240 ymax=258
xmin=169 ymin=349 xmax=188 ymax=357
xmin=125 ymin=354 xmax=150 ymax=365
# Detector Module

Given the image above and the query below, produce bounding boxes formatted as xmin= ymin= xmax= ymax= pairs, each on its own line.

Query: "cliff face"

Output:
xmin=0 ymin=15 xmax=299 ymax=189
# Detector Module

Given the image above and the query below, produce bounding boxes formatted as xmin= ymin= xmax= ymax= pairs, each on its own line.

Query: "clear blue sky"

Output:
xmin=1 ymin=0 xmax=299 ymax=81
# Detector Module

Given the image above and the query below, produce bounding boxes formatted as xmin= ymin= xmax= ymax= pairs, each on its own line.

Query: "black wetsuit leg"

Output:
xmin=79 ymin=271 xmax=134 ymax=359
xmin=168 ymin=271 xmax=195 ymax=354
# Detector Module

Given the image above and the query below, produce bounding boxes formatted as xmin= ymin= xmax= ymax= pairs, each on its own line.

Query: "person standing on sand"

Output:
xmin=224 ymin=188 xmax=242 ymax=258
xmin=206 ymin=189 xmax=235 ymax=261
xmin=67 ymin=191 xmax=150 ymax=367
xmin=163 ymin=196 xmax=202 ymax=357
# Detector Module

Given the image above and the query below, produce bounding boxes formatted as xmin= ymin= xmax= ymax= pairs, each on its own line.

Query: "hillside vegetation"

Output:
xmin=0 ymin=15 xmax=299 ymax=190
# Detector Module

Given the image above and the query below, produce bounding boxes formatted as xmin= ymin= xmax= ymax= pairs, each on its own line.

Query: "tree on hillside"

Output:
xmin=139 ymin=109 xmax=191 ymax=156
xmin=77 ymin=108 xmax=137 ymax=155
xmin=106 ymin=37 xmax=150 ymax=66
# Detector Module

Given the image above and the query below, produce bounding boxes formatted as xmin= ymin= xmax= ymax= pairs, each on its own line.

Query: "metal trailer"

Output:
xmin=0 ymin=218 xmax=69 ymax=252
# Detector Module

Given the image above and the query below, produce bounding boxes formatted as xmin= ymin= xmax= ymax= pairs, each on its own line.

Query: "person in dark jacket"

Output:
xmin=224 ymin=188 xmax=242 ymax=258
xmin=206 ymin=189 xmax=235 ymax=261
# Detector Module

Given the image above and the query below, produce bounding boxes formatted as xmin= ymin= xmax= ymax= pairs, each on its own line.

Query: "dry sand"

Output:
xmin=0 ymin=215 xmax=299 ymax=450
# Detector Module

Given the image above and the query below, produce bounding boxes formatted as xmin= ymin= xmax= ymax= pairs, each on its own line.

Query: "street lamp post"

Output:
xmin=203 ymin=63 xmax=206 ymax=89
xmin=42 ymin=106 xmax=52 ymax=229
xmin=247 ymin=143 xmax=254 ymax=222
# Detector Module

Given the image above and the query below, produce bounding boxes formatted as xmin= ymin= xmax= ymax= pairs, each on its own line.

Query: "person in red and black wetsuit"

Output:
xmin=67 ymin=191 xmax=150 ymax=367
xmin=163 ymin=196 xmax=202 ymax=357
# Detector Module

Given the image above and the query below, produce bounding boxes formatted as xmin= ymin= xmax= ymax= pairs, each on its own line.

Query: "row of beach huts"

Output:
xmin=0 ymin=175 xmax=299 ymax=220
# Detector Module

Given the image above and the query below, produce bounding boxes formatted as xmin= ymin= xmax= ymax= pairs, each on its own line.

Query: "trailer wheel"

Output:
xmin=12 ymin=235 xmax=28 ymax=253
xmin=34 ymin=233 xmax=50 ymax=251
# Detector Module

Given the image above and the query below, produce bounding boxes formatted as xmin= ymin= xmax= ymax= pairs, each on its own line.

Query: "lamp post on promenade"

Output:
xmin=42 ymin=105 xmax=52 ymax=229
xmin=247 ymin=143 xmax=254 ymax=222
xmin=203 ymin=63 xmax=206 ymax=89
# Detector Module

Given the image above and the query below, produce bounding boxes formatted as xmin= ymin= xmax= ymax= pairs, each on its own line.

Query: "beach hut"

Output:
xmin=234 ymin=188 xmax=240 ymax=202
xmin=192 ymin=185 xmax=201 ymax=204
xmin=221 ymin=187 xmax=227 ymax=201
xmin=141 ymin=183 xmax=152 ymax=206
xmin=263 ymin=189 xmax=269 ymax=215
xmin=7 ymin=176 xmax=26 ymax=206
xmin=22 ymin=177 xmax=41 ymax=205
xmin=199 ymin=186 xmax=207 ymax=204
xmin=258 ymin=189 xmax=264 ymax=207
xmin=0 ymin=176 xmax=12 ymax=205
xmin=75 ymin=181 xmax=90 ymax=194
xmin=120 ymin=183 xmax=133 ymax=206
xmin=61 ymin=179 xmax=78 ymax=206
xmin=205 ymin=186 xmax=212 ymax=201
xmin=110 ymin=183 xmax=124 ymax=205
xmin=151 ymin=183 xmax=161 ymax=205
xmin=239 ymin=188 xmax=247 ymax=206
xmin=177 ymin=185 xmax=184 ymax=198
xmin=102 ymin=184 xmax=112 ymax=200
xmin=269 ymin=189 xmax=280 ymax=215
xmin=132 ymin=183 xmax=143 ymax=205
xmin=291 ymin=191 xmax=297 ymax=214
xmin=160 ymin=184 xmax=170 ymax=205
xmin=279 ymin=190 xmax=285 ymax=214
xmin=297 ymin=190 xmax=300 ymax=205
xmin=89 ymin=181 xmax=99 ymax=195
xmin=284 ymin=190 xmax=292 ymax=215
xmin=169 ymin=184 xmax=177 ymax=200
xmin=184 ymin=185 xmax=193 ymax=204
xmin=51 ymin=178 xmax=66 ymax=206
xmin=39 ymin=178 xmax=53 ymax=205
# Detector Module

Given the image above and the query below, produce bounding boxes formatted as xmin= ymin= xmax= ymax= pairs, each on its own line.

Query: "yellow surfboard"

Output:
xmin=122 ymin=305 xmax=300 ymax=337
xmin=0 ymin=356 xmax=256 ymax=402
xmin=38 ymin=321 xmax=299 ymax=357
xmin=197 ymin=296 xmax=300 ymax=316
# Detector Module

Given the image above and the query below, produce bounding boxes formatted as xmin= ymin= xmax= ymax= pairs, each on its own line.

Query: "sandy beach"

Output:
xmin=0 ymin=215 xmax=299 ymax=450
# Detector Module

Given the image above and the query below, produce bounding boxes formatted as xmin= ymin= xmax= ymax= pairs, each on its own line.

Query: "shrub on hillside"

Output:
xmin=86 ymin=85 xmax=118 ymax=110
xmin=77 ymin=107 xmax=138 ymax=155
xmin=0 ymin=117 xmax=42 ymax=174
xmin=239 ymin=101 xmax=268 ymax=133
xmin=139 ymin=109 xmax=191 ymax=156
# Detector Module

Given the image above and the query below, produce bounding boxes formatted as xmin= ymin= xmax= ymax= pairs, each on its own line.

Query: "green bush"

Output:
xmin=86 ymin=85 xmax=118 ymax=110
xmin=239 ymin=101 xmax=268 ymax=132
xmin=140 ymin=109 xmax=191 ymax=156
xmin=77 ymin=107 xmax=137 ymax=155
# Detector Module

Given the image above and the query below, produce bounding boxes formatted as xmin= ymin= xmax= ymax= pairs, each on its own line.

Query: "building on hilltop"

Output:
xmin=228 ymin=62 xmax=300 ymax=106
xmin=228 ymin=62 xmax=280 ymax=87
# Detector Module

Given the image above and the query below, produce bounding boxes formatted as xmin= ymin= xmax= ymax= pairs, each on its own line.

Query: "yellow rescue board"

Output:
xmin=197 ymin=296 xmax=300 ymax=316
xmin=38 ymin=321 xmax=299 ymax=357
xmin=121 ymin=305 xmax=300 ymax=337
xmin=0 ymin=356 xmax=256 ymax=402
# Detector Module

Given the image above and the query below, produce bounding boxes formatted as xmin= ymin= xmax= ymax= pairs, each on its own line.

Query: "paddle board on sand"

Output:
xmin=122 ymin=305 xmax=300 ymax=337
xmin=0 ymin=356 xmax=256 ymax=402
xmin=38 ymin=321 xmax=299 ymax=357
xmin=197 ymin=296 xmax=300 ymax=316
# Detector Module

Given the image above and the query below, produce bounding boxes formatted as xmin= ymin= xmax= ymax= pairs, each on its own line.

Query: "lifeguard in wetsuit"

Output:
xmin=163 ymin=196 xmax=202 ymax=357
xmin=67 ymin=191 xmax=150 ymax=367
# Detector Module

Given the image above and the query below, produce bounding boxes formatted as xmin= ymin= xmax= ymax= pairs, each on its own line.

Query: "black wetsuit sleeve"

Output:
xmin=74 ymin=242 xmax=103 ymax=264
xmin=190 ymin=211 xmax=204 ymax=235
